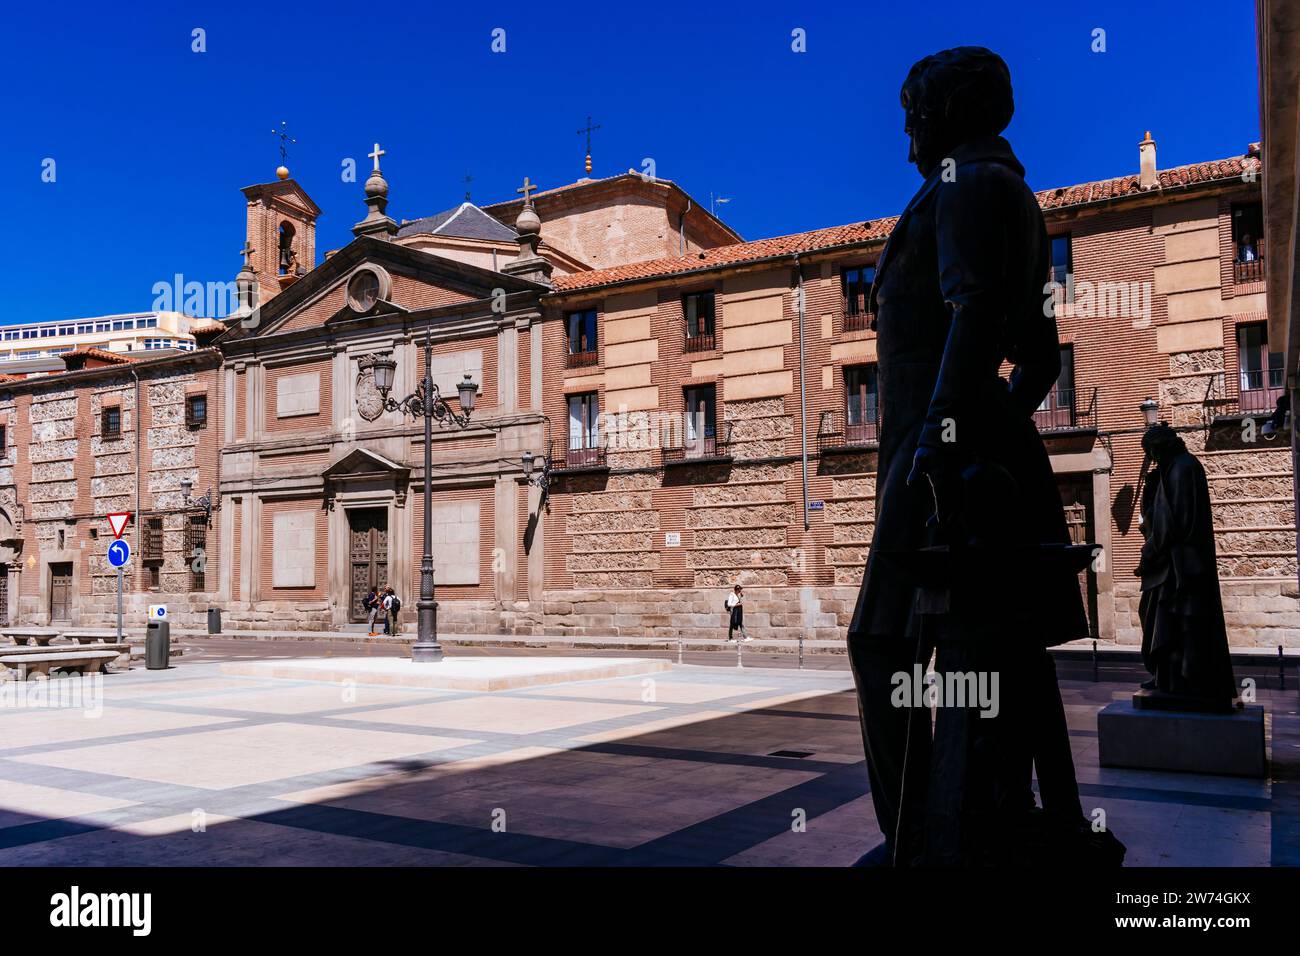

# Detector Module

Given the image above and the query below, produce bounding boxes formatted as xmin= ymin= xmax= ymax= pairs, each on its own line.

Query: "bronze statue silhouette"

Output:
xmin=1135 ymin=423 xmax=1238 ymax=711
xmin=847 ymin=46 xmax=1124 ymax=866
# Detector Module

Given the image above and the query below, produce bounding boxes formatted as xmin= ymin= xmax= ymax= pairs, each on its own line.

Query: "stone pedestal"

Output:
xmin=1097 ymin=699 xmax=1266 ymax=777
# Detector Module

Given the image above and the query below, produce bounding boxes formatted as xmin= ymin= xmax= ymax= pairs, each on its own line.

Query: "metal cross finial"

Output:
xmin=462 ymin=171 xmax=473 ymax=201
xmin=516 ymin=176 xmax=538 ymax=204
xmin=272 ymin=121 xmax=295 ymax=162
xmin=577 ymin=115 xmax=601 ymax=173
xmin=368 ymin=142 xmax=386 ymax=172
xmin=239 ymin=242 xmax=255 ymax=268
xmin=577 ymin=115 xmax=602 ymax=153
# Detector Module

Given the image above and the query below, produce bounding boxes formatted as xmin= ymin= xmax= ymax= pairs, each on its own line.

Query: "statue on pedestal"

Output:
xmin=847 ymin=46 xmax=1124 ymax=866
xmin=1135 ymin=423 xmax=1238 ymax=711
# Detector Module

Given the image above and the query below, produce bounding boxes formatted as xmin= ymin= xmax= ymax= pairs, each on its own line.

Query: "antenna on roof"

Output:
xmin=710 ymin=192 xmax=732 ymax=217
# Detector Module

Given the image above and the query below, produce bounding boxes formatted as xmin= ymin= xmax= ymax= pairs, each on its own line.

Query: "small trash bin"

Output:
xmin=207 ymin=607 xmax=221 ymax=634
xmin=146 ymin=620 xmax=170 ymax=670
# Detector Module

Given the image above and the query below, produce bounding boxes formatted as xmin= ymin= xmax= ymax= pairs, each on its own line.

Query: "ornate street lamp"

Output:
xmin=521 ymin=451 xmax=550 ymax=500
xmin=1139 ymin=397 xmax=1160 ymax=427
xmin=179 ymin=477 xmax=214 ymax=520
xmin=364 ymin=328 xmax=478 ymax=662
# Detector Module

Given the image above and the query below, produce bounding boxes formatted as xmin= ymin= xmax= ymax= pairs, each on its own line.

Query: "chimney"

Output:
xmin=1138 ymin=131 xmax=1158 ymax=189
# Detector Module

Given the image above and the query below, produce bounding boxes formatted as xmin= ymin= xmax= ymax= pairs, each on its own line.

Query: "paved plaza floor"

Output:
xmin=1 ymin=645 xmax=1296 ymax=866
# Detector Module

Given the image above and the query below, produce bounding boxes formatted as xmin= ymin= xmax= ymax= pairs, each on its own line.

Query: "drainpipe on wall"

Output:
xmin=679 ymin=199 xmax=691 ymax=255
xmin=794 ymin=254 xmax=810 ymax=532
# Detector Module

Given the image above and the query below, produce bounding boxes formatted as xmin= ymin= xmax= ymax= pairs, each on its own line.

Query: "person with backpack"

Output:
xmin=384 ymin=586 xmax=402 ymax=636
xmin=724 ymin=584 xmax=752 ymax=643
xmin=363 ymin=586 xmax=380 ymax=637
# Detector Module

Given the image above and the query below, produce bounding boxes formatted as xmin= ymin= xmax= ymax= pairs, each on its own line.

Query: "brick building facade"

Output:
xmin=0 ymin=348 xmax=222 ymax=628
xmin=4 ymin=138 xmax=1294 ymax=647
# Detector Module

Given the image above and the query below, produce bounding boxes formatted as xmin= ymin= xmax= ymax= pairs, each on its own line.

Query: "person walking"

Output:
xmin=725 ymin=585 xmax=752 ymax=642
xmin=363 ymin=586 xmax=380 ymax=637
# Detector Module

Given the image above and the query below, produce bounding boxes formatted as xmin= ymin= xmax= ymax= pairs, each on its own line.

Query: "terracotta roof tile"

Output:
xmin=61 ymin=347 xmax=135 ymax=364
xmin=551 ymin=150 xmax=1259 ymax=295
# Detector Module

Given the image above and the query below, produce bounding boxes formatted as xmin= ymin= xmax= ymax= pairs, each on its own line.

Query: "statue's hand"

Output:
xmin=907 ymin=445 xmax=958 ymax=529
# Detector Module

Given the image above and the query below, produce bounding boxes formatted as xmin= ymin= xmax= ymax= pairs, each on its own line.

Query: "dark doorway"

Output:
xmin=348 ymin=508 xmax=389 ymax=623
xmin=1056 ymin=476 xmax=1099 ymax=638
xmin=49 ymin=562 xmax=73 ymax=622
xmin=0 ymin=567 xmax=8 ymax=627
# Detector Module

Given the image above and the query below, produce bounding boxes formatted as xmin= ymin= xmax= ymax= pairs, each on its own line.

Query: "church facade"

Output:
xmin=2 ymin=136 xmax=1294 ymax=648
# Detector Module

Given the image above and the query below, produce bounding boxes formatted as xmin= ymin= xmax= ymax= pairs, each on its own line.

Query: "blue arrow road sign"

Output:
xmin=107 ymin=538 xmax=131 ymax=568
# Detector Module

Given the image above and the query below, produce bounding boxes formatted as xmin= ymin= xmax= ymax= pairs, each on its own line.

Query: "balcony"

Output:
xmin=550 ymin=438 xmax=608 ymax=472
xmin=1233 ymin=239 xmax=1265 ymax=285
xmin=843 ymin=293 xmax=873 ymax=332
xmin=816 ymin=410 xmax=880 ymax=454
xmin=566 ymin=349 xmax=598 ymax=369
xmin=1206 ymin=370 xmax=1284 ymax=420
xmin=1033 ymin=386 xmax=1098 ymax=433
xmin=662 ymin=421 xmax=733 ymax=465
xmin=684 ymin=331 xmax=716 ymax=353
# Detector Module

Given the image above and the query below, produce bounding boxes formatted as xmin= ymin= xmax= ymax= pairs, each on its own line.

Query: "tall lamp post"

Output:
xmin=366 ymin=329 xmax=478 ymax=662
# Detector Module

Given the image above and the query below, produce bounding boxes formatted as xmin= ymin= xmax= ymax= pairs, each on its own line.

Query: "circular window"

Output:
xmin=346 ymin=268 xmax=383 ymax=313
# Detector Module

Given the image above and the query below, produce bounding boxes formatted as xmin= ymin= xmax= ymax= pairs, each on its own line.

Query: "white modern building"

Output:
xmin=0 ymin=311 xmax=196 ymax=364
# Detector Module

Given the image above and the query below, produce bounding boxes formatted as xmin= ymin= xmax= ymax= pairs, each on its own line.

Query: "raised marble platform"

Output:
xmin=1097 ymin=698 xmax=1267 ymax=777
xmin=220 ymin=655 xmax=674 ymax=691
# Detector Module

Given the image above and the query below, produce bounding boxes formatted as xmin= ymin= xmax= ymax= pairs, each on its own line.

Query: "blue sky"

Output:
xmin=0 ymin=0 xmax=1260 ymax=323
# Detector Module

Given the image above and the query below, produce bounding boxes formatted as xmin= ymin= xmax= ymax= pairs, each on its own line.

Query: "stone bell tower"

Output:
xmin=241 ymin=165 xmax=322 ymax=303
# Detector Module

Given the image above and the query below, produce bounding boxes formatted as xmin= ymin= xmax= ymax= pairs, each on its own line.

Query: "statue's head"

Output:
xmin=900 ymin=47 xmax=1014 ymax=176
xmin=1141 ymin=422 xmax=1186 ymax=464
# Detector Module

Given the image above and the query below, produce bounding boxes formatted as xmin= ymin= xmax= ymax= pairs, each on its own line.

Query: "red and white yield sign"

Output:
xmin=106 ymin=512 xmax=131 ymax=539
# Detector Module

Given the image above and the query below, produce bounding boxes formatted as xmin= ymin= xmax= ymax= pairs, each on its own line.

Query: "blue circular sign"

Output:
xmin=107 ymin=539 xmax=131 ymax=568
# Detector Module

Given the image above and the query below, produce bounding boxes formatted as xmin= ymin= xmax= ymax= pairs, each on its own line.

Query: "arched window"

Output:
xmin=278 ymin=221 xmax=297 ymax=275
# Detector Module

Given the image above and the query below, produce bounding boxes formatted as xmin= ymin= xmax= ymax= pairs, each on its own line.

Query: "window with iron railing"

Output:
xmin=1034 ymin=345 xmax=1077 ymax=430
xmin=565 ymin=392 xmax=602 ymax=467
xmin=1232 ymin=202 xmax=1265 ymax=284
xmin=664 ymin=386 xmax=732 ymax=462
xmin=683 ymin=291 xmax=716 ymax=352
xmin=566 ymin=309 xmax=598 ymax=367
xmin=101 ymin=406 xmax=122 ymax=438
xmin=186 ymin=513 xmax=207 ymax=592
xmin=185 ymin=393 xmax=207 ymax=428
xmin=1237 ymin=323 xmax=1283 ymax=415
xmin=841 ymin=265 xmax=875 ymax=331
xmin=143 ymin=516 xmax=164 ymax=564
xmin=818 ymin=366 xmax=881 ymax=453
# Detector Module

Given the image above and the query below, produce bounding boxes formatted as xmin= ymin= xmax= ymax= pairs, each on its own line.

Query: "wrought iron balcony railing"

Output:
xmin=566 ymin=349 xmax=599 ymax=369
xmin=816 ymin=410 xmax=881 ymax=453
xmin=662 ymin=421 xmax=734 ymax=464
xmin=1205 ymin=369 xmax=1284 ymax=419
xmin=1033 ymin=386 xmax=1098 ymax=432
xmin=1233 ymin=239 xmax=1265 ymax=284
xmin=551 ymin=437 xmax=608 ymax=471
xmin=684 ymin=331 xmax=716 ymax=353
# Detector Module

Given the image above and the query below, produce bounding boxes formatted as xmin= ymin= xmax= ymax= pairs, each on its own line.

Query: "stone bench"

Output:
xmin=61 ymin=629 xmax=124 ymax=645
xmin=1 ymin=628 xmax=61 ymax=647
xmin=0 ymin=650 xmax=121 ymax=680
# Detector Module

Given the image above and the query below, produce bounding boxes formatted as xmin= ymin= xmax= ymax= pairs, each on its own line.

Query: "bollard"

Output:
xmin=677 ymin=635 xmax=683 ymax=665
xmin=1092 ymin=640 xmax=1098 ymax=683
xmin=1280 ymin=645 xmax=1286 ymax=691
xmin=146 ymin=620 xmax=170 ymax=670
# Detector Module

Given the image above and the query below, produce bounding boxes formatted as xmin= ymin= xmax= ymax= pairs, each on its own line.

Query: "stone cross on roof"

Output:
xmin=516 ymin=176 xmax=538 ymax=204
xmin=239 ymin=242 xmax=255 ymax=268
xmin=368 ymin=142 xmax=386 ymax=172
